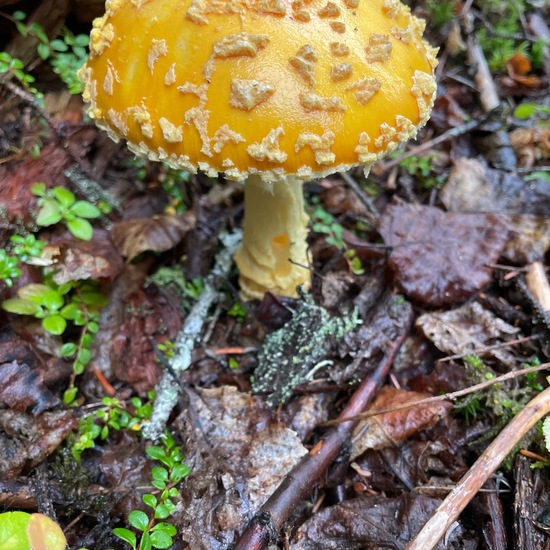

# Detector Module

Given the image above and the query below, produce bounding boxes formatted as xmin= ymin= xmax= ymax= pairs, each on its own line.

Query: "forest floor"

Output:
xmin=0 ymin=0 xmax=549 ymax=549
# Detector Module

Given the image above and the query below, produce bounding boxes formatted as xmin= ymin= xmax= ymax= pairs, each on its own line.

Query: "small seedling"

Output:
xmin=114 ymin=432 xmax=190 ymax=550
xmin=1 ymin=277 xmax=108 ymax=403
xmin=73 ymin=394 xmax=154 ymax=461
xmin=31 ymin=182 xmax=109 ymax=241
xmin=0 ymin=249 xmax=22 ymax=288
xmin=227 ymin=301 xmax=247 ymax=323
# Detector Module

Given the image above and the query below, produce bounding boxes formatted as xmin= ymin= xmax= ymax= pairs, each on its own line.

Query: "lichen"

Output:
xmin=252 ymin=294 xmax=361 ymax=407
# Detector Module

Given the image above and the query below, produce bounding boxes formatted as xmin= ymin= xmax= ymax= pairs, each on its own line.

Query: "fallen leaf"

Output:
xmin=351 ymin=386 xmax=452 ymax=459
xmin=442 ymin=157 xmax=550 ymax=215
xmin=378 ymin=202 xmax=509 ymax=306
xmin=175 ymin=386 xmax=307 ymax=548
xmin=0 ymin=410 xmax=76 ymax=477
xmin=416 ymin=301 xmax=520 ymax=367
xmin=0 ymin=360 xmax=57 ymax=414
xmin=48 ymin=229 xmax=123 ymax=284
xmin=111 ymin=212 xmax=196 ymax=262
xmin=293 ymin=494 xmax=476 ymax=549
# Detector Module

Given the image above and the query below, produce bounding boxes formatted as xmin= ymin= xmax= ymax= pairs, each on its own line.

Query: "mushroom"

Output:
xmin=79 ymin=0 xmax=437 ymax=299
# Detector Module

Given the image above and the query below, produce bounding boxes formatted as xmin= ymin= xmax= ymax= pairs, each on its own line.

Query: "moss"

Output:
xmin=252 ymin=294 xmax=360 ymax=407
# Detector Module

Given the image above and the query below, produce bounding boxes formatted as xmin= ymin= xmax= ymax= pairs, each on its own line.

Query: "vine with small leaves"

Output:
xmin=114 ymin=432 xmax=190 ymax=550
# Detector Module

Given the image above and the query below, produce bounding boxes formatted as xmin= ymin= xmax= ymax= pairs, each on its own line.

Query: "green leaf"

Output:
xmin=13 ymin=11 xmax=27 ymax=21
xmin=1 ymin=298 xmax=40 ymax=316
xmin=151 ymin=523 xmax=177 ymax=536
xmin=36 ymin=200 xmax=63 ymax=226
xmin=73 ymin=360 xmax=85 ymax=375
xmin=170 ymin=464 xmax=190 ymax=483
xmin=17 ymin=283 xmax=49 ymax=303
xmin=149 ymin=529 xmax=173 ymax=549
xmin=50 ymin=39 xmax=68 ymax=52
xmin=113 ymin=528 xmax=137 ymax=549
xmin=42 ymin=314 xmax=67 ymax=335
xmin=146 ymin=446 xmax=167 ymax=461
xmin=36 ymin=42 xmax=50 ymax=60
xmin=0 ymin=511 xmax=31 ymax=549
xmin=153 ymin=504 xmax=172 ymax=520
xmin=513 ymin=103 xmax=536 ymax=119
xmin=79 ymin=291 xmax=108 ymax=307
xmin=70 ymin=201 xmax=101 ymax=219
xmin=77 ymin=347 xmax=92 ymax=366
xmin=128 ymin=510 xmax=149 ymax=532
xmin=139 ymin=531 xmax=152 ymax=550
xmin=42 ymin=288 xmax=64 ymax=311
xmin=31 ymin=182 xmax=46 ymax=197
xmin=60 ymin=302 xmax=81 ymax=320
xmin=142 ymin=494 xmax=157 ymax=509
xmin=67 ymin=218 xmax=94 ymax=241
xmin=63 ymin=386 xmax=78 ymax=404
xmin=60 ymin=342 xmax=78 ymax=357
xmin=52 ymin=186 xmax=75 ymax=208
xmin=151 ymin=467 xmax=168 ymax=482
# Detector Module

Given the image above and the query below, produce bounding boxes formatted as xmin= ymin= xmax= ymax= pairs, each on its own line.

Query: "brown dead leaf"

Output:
xmin=111 ymin=212 xmax=196 ymax=262
xmin=48 ymin=228 xmax=123 ymax=284
xmin=351 ymin=386 xmax=451 ymax=459
xmin=175 ymin=386 xmax=307 ymax=548
xmin=378 ymin=202 xmax=509 ymax=306
xmin=509 ymin=127 xmax=550 ymax=168
xmin=416 ymin=301 xmax=519 ymax=367
xmin=442 ymin=157 xmax=550 ymax=216
xmin=0 ymin=410 xmax=76 ymax=478
xmin=504 ymin=215 xmax=550 ymax=264
xmin=0 ymin=360 xmax=57 ymax=414
xmin=293 ymin=494 xmax=475 ymax=549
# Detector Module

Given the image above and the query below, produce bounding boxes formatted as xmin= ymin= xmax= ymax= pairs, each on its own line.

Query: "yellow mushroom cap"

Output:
xmin=79 ymin=0 xmax=438 ymax=182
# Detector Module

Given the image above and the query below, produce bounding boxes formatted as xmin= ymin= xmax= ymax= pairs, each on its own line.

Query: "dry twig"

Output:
xmin=406 ymin=384 xmax=550 ymax=550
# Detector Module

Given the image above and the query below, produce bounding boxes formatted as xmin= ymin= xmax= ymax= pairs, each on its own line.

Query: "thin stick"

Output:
xmin=322 ymin=362 xmax=550 ymax=427
xmin=142 ymin=230 xmax=241 ymax=441
xmin=406 ymin=384 xmax=550 ymax=550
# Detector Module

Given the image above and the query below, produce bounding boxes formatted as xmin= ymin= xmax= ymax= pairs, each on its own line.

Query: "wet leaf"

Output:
xmin=111 ymin=212 xmax=196 ymax=262
xmin=0 ymin=360 xmax=57 ymax=414
xmin=441 ymin=157 xmax=550 ymax=216
xmin=49 ymin=229 xmax=124 ymax=284
xmin=0 ymin=410 xmax=76 ymax=477
xmin=351 ymin=386 xmax=452 ymax=459
xmin=378 ymin=202 xmax=509 ymax=306
xmin=293 ymin=494 xmax=475 ymax=549
xmin=416 ymin=301 xmax=519 ymax=367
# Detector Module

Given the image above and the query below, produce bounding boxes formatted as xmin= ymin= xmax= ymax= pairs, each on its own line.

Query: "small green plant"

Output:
xmin=10 ymin=10 xmax=89 ymax=94
xmin=310 ymin=203 xmax=346 ymax=250
xmin=73 ymin=394 xmax=154 ymax=461
xmin=9 ymin=233 xmax=45 ymax=262
xmin=0 ymin=51 xmax=43 ymax=101
xmin=514 ymin=103 xmax=550 ymax=120
xmin=426 ymin=0 xmax=455 ymax=31
xmin=31 ymin=182 xmax=110 ymax=241
xmin=1 ymin=277 xmax=107 ymax=403
xmin=227 ymin=301 xmax=247 ymax=323
xmin=157 ymin=340 xmax=176 ymax=360
xmin=310 ymin=202 xmax=365 ymax=275
xmin=0 ymin=249 xmax=22 ymax=288
xmin=114 ymin=432 xmax=190 ymax=550
xmin=398 ymin=154 xmax=445 ymax=190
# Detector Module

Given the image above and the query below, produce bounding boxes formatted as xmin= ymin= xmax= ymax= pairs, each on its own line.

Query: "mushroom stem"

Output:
xmin=235 ymin=174 xmax=311 ymax=299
